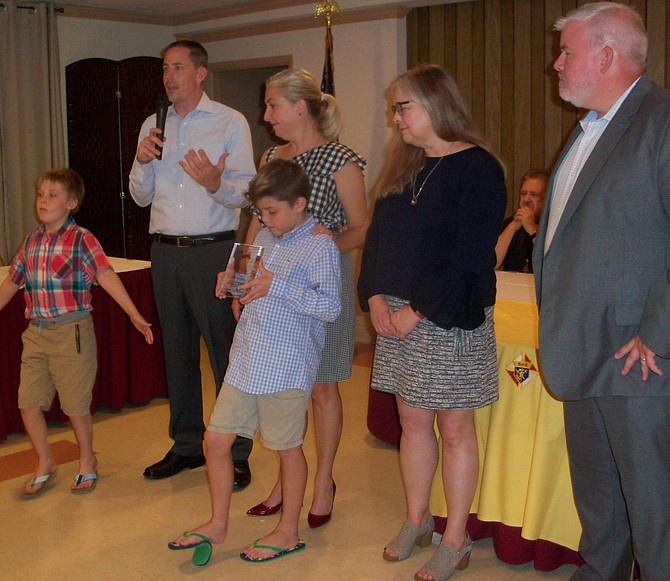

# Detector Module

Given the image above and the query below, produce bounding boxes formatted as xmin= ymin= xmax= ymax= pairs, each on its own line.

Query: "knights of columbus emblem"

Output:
xmin=505 ymin=353 xmax=539 ymax=388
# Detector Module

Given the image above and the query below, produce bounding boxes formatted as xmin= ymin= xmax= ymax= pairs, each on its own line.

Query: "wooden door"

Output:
xmin=66 ymin=56 xmax=163 ymax=259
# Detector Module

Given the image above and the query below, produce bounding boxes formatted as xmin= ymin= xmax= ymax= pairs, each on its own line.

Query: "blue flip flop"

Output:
xmin=168 ymin=532 xmax=213 ymax=566
xmin=22 ymin=469 xmax=57 ymax=499
xmin=240 ymin=539 xmax=306 ymax=562
xmin=71 ymin=472 xmax=97 ymax=495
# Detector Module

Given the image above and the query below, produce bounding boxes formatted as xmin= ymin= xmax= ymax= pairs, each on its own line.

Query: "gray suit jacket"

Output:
xmin=533 ymin=74 xmax=670 ymax=400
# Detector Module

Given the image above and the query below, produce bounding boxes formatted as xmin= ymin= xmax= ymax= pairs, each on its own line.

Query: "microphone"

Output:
xmin=155 ymin=93 xmax=170 ymax=160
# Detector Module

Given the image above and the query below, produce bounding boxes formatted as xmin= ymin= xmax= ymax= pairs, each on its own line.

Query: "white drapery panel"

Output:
xmin=0 ymin=1 xmax=65 ymax=264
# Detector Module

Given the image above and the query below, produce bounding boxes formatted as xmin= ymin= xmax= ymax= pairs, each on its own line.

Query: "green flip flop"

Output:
xmin=167 ymin=532 xmax=213 ymax=566
xmin=192 ymin=538 xmax=213 ymax=566
xmin=240 ymin=539 xmax=306 ymax=562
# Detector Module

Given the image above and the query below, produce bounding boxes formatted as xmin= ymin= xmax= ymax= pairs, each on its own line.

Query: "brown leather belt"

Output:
xmin=153 ymin=231 xmax=235 ymax=247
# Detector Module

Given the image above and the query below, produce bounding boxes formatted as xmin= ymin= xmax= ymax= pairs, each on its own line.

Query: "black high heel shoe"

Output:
xmin=307 ymin=481 xmax=336 ymax=528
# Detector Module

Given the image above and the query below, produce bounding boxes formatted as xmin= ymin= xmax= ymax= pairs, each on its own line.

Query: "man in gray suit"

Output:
xmin=533 ymin=4 xmax=670 ymax=580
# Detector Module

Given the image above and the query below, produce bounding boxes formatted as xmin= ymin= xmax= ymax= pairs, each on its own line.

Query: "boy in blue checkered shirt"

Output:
xmin=168 ymin=159 xmax=341 ymax=566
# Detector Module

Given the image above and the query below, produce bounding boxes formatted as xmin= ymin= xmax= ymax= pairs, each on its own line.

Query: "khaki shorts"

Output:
xmin=208 ymin=381 xmax=309 ymax=450
xmin=19 ymin=316 xmax=97 ymax=417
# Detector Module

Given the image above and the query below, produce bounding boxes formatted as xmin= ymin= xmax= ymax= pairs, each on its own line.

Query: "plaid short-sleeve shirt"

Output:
xmin=9 ymin=217 xmax=111 ymax=319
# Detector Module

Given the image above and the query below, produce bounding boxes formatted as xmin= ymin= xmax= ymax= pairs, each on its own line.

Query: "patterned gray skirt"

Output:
xmin=370 ymin=296 xmax=498 ymax=410
xmin=315 ymin=252 xmax=355 ymax=383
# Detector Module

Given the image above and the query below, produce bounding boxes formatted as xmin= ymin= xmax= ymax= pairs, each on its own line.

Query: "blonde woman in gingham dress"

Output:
xmin=244 ymin=68 xmax=367 ymax=527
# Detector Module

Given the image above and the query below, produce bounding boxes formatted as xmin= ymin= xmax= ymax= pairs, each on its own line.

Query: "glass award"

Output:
xmin=219 ymin=243 xmax=264 ymax=298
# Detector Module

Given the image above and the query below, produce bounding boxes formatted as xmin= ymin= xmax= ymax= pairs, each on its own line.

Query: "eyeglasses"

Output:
xmin=391 ymin=100 xmax=414 ymax=116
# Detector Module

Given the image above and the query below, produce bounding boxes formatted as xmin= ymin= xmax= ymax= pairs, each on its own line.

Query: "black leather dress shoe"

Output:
xmin=143 ymin=451 xmax=205 ymax=480
xmin=233 ymin=459 xmax=251 ymax=490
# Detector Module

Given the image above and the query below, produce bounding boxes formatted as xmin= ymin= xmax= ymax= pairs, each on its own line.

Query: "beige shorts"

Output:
xmin=19 ymin=316 xmax=97 ymax=417
xmin=208 ymin=381 xmax=309 ymax=450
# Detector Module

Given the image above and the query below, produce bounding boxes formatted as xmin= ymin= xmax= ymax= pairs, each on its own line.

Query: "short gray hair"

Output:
xmin=555 ymin=2 xmax=647 ymax=69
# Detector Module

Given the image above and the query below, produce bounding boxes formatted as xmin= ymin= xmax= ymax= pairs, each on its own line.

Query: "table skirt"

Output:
xmin=0 ymin=265 xmax=166 ymax=440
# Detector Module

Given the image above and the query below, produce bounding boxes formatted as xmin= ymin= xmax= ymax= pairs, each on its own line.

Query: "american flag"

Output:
xmin=321 ymin=24 xmax=335 ymax=95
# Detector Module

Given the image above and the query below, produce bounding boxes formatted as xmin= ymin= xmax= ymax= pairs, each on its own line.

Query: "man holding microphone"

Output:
xmin=129 ymin=40 xmax=256 ymax=488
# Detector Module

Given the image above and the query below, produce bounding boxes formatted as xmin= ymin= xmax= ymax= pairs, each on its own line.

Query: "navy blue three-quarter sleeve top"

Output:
xmin=358 ymin=146 xmax=507 ymax=330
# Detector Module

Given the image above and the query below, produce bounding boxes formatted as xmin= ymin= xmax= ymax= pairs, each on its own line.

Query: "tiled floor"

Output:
xmin=0 ymin=348 xmax=577 ymax=580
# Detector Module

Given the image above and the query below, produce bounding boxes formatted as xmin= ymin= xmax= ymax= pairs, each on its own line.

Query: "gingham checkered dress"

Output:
xmin=267 ymin=142 xmax=366 ymax=382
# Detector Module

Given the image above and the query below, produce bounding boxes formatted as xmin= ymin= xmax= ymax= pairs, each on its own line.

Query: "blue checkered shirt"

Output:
xmin=224 ymin=216 xmax=341 ymax=395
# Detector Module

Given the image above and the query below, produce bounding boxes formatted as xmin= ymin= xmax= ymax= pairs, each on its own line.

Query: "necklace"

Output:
xmin=410 ymin=142 xmax=456 ymax=206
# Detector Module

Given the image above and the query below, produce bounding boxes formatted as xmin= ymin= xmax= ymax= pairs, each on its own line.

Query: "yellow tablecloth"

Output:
xmin=429 ymin=298 xmax=581 ymax=551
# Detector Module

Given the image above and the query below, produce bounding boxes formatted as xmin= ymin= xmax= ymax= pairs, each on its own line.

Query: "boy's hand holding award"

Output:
xmin=216 ymin=243 xmax=263 ymax=299
xmin=237 ymin=260 xmax=273 ymax=305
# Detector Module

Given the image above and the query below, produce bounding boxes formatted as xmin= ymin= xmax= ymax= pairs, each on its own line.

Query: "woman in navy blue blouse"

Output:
xmin=358 ymin=64 xmax=506 ymax=581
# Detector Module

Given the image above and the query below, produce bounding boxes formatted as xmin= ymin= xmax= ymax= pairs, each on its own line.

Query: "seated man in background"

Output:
xmin=495 ymin=168 xmax=549 ymax=273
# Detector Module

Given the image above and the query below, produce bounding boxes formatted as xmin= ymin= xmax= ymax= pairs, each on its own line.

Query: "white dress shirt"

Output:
xmin=129 ymin=92 xmax=256 ymax=236
xmin=544 ymin=78 xmax=640 ymax=252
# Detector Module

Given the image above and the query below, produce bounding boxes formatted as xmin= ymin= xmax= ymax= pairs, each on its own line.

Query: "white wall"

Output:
xmin=203 ymin=18 xmax=405 ymax=189
xmin=57 ymin=15 xmax=406 ymax=190
xmin=57 ymin=19 xmax=174 ymax=66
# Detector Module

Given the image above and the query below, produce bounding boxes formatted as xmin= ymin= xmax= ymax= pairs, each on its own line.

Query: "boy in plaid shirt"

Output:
xmin=168 ymin=159 xmax=340 ymax=566
xmin=0 ymin=168 xmax=153 ymax=497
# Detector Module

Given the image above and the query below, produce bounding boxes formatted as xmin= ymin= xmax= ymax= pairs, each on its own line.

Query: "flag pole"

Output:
xmin=315 ymin=0 xmax=342 ymax=96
